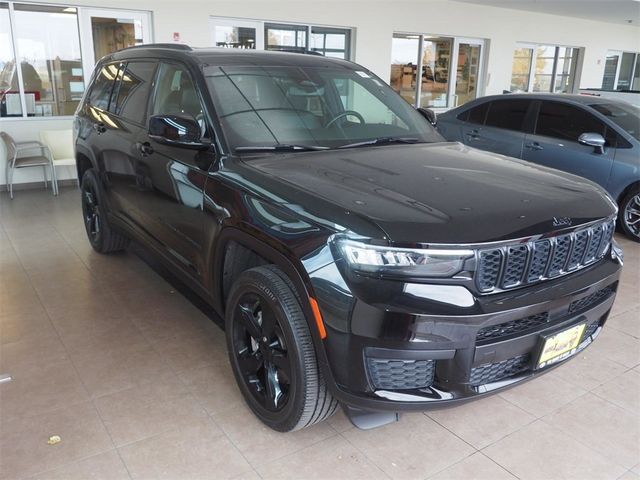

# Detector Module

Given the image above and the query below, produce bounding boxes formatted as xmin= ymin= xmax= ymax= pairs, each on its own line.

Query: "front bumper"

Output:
xmin=311 ymin=254 xmax=622 ymax=411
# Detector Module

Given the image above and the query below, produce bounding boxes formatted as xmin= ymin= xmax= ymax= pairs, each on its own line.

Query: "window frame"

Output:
xmin=0 ymin=1 xmax=152 ymax=121
xmin=602 ymin=50 xmax=640 ymax=91
xmin=209 ymin=16 xmax=354 ymax=61
xmin=390 ymin=32 xmax=486 ymax=109
xmin=510 ymin=43 xmax=582 ymax=94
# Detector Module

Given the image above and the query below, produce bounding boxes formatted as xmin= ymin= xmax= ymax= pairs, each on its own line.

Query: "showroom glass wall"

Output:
xmin=602 ymin=51 xmax=640 ymax=90
xmin=509 ymin=43 xmax=581 ymax=93
xmin=210 ymin=17 xmax=353 ymax=60
xmin=390 ymin=32 xmax=485 ymax=108
xmin=0 ymin=2 xmax=151 ymax=119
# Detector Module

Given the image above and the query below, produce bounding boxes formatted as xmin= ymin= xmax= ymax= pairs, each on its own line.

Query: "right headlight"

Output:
xmin=337 ymin=239 xmax=474 ymax=278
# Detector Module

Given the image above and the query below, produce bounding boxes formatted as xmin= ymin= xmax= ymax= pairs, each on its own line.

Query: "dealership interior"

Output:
xmin=1 ymin=0 xmax=640 ymax=479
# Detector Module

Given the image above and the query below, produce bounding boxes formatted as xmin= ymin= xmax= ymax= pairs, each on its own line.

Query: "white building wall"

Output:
xmin=2 ymin=0 xmax=639 ymax=187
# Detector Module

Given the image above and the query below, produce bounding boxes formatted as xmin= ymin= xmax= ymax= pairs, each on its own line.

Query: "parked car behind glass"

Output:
xmin=436 ymin=94 xmax=640 ymax=241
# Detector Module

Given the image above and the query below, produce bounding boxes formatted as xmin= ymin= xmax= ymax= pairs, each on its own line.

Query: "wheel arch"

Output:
xmin=617 ymin=180 xmax=640 ymax=205
xmin=75 ymin=144 xmax=96 ymax=182
xmin=211 ymin=226 xmax=338 ymax=391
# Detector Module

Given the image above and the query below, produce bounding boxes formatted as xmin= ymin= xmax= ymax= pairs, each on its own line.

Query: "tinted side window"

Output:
xmin=113 ymin=62 xmax=156 ymax=124
xmin=88 ymin=63 xmax=119 ymax=110
xmin=536 ymin=101 xmax=606 ymax=143
xmin=465 ymin=102 xmax=489 ymax=125
xmin=152 ymin=63 xmax=203 ymax=120
xmin=485 ymin=100 xmax=530 ymax=131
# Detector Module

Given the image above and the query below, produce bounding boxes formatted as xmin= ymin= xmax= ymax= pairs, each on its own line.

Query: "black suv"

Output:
xmin=74 ymin=45 xmax=623 ymax=431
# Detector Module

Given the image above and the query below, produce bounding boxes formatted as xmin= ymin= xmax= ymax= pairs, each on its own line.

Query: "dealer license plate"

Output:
xmin=537 ymin=323 xmax=586 ymax=369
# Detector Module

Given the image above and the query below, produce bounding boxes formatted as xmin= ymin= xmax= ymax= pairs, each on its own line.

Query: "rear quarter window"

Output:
xmin=87 ymin=63 xmax=119 ymax=111
xmin=458 ymin=102 xmax=489 ymax=125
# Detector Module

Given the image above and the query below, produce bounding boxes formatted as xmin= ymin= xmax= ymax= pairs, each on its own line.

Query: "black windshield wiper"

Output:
xmin=338 ymin=137 xmax=421 ymax=149
xmin=235 ymin=144 xmax=329 ymax=152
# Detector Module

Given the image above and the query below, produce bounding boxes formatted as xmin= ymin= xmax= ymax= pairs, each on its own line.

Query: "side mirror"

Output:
xmin=148 ymin=114 xmax=210 ymax=150
xmin=578 ymin=132 xmax=606 ymax=154
xmin=416 ymin=107 xmax=437 ymax=127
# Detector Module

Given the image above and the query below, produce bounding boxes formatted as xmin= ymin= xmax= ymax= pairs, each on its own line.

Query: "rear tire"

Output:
xmin=619 ymin=188 xmax=640 ymax=243
xmin=81 ymin=169 xmax=130 ymax=253
xmin=225 ymin=265 xmax=337 ymax=431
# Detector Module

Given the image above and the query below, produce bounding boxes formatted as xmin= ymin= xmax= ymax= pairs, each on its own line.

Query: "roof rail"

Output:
xmin=119 ymin=43 xmax=193 ymax=52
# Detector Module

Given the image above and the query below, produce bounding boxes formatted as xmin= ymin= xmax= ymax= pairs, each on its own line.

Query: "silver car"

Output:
xmin=436 ymin=93 xmax=640 ymax=241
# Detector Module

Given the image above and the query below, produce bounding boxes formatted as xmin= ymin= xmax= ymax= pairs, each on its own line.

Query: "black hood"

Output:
xmin=237 ymin=142 xmax=616 ymax=244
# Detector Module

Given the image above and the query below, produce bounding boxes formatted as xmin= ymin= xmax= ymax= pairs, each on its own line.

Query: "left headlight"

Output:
xmin=337 ymin=239 xmax=474 ymax=278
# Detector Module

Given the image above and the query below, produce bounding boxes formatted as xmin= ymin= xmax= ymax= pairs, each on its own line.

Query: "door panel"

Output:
xmin=84 ymin=62 xmax=139 ymax=219
xmin=135 ymin=62 xmax=210 ymax=279
xmin=523 ymin=101 xmax=615 ymax=188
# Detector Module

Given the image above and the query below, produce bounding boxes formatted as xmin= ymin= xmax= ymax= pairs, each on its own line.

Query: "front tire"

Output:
xmin=81 ymin=169 xmax=130 ymax=253
xmin=225 ymin=265 xmax=338 ymax=431
xmin=619 ymin=188 xmax=640 ymax=242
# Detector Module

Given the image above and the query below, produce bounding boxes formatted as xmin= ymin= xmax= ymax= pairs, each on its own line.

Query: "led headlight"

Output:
xmin=338 ymin=240 xmax=474 ymax=278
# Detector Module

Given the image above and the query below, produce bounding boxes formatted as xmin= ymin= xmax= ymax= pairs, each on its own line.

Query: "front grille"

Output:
xmin=470 ymin=354 xmax=530 ymax=386
xmin=475 ymin=219 xmax=614 ymax=293
xmin=476 ymin=312 xmax=550 ymax=342
xmin=366 ymin=357 xmax=435 ymax=390
xmin=568 ymin=285 xmax=616 ymax=314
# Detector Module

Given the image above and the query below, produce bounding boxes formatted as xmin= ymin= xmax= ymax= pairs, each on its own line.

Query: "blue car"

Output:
xmin=436 ymin=93 xmax=640 ymax=241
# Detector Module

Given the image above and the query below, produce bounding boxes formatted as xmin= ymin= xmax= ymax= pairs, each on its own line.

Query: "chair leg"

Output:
xmin=8 ymin=166 xmax=14 ymax=200
xmin=51 ymin=164 xmax=59 ymax=196
xmin=42 ymin=166 xmax=48 ymax=190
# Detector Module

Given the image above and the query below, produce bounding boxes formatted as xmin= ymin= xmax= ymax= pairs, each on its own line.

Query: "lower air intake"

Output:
xmin=366 ymin=357 xmax=435 ymax=390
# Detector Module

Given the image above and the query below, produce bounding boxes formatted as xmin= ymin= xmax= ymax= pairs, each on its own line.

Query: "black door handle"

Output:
xmin=93 ymin=122 xmax=106 ymax=134
xmin=137 ymin=142 xmax=154 ymax=157
xmin=465 ymin=129 xmax=480 ymax=140
xmin=525 ymin=142 xmax=543 ymax=151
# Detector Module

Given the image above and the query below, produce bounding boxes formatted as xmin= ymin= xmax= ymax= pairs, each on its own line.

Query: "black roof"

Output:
xmin=106 ymin=43 xmax=359 ymax=70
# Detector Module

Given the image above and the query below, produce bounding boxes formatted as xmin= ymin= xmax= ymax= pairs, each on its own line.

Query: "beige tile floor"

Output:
xmin=1 ymin=187 xmax=639 ymax=480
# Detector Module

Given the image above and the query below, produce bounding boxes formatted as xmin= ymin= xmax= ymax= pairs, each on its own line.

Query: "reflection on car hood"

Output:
xmin=240 ymin=142 xmax=616 ymax=244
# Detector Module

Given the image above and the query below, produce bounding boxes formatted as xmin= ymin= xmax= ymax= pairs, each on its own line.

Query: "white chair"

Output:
xmin=1 ymin=131 xmax=56 ymax=199
xmin=39 ymin=129 xmax=76 ymax=194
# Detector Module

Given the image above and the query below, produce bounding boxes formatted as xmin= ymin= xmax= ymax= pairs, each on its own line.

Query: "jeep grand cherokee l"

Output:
xmin=74 ymin=44 xmax=623 ymax=431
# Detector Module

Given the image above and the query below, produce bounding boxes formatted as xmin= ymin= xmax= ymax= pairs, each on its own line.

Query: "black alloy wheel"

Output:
xmin=232 ymin=292 xmax=292 ymax=411
xmin=82 ymin=186 xmax=101 ymax=244
xmin=620 ymin=189 xmax=640 ymax=242
xmin=225 ymin=265 xmax=338 ymax=431
xmin=80 ymin=169 xmax=130 ymax=253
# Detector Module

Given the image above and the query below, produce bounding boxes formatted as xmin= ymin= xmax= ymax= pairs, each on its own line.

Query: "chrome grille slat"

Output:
xmin=475 ymin=219 xmax=614 ymax=293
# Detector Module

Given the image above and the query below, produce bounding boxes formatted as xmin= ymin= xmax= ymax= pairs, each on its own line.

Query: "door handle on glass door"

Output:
xmin=525 ymin=142 xmax=543 ymax=151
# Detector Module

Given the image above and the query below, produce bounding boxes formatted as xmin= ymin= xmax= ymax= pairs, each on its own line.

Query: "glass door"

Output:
xmin=210 ymin=17 xmax=263 ymax=50
xmin=602 ymin=52 xmax=620 ymax=90
xmin=453 ymin=40 xmax=483 ymax=106
xmin=419 ymin=36 xmax=452 ymax=108
xmin=79 ymin=8 xmax=152 ymax=87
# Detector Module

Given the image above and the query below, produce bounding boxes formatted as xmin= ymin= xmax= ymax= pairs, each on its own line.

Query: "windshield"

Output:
xmin=203 ymin=64 xmax=442 ymax=151
xmin=591 ymin=102 xmax=640 ymax=141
